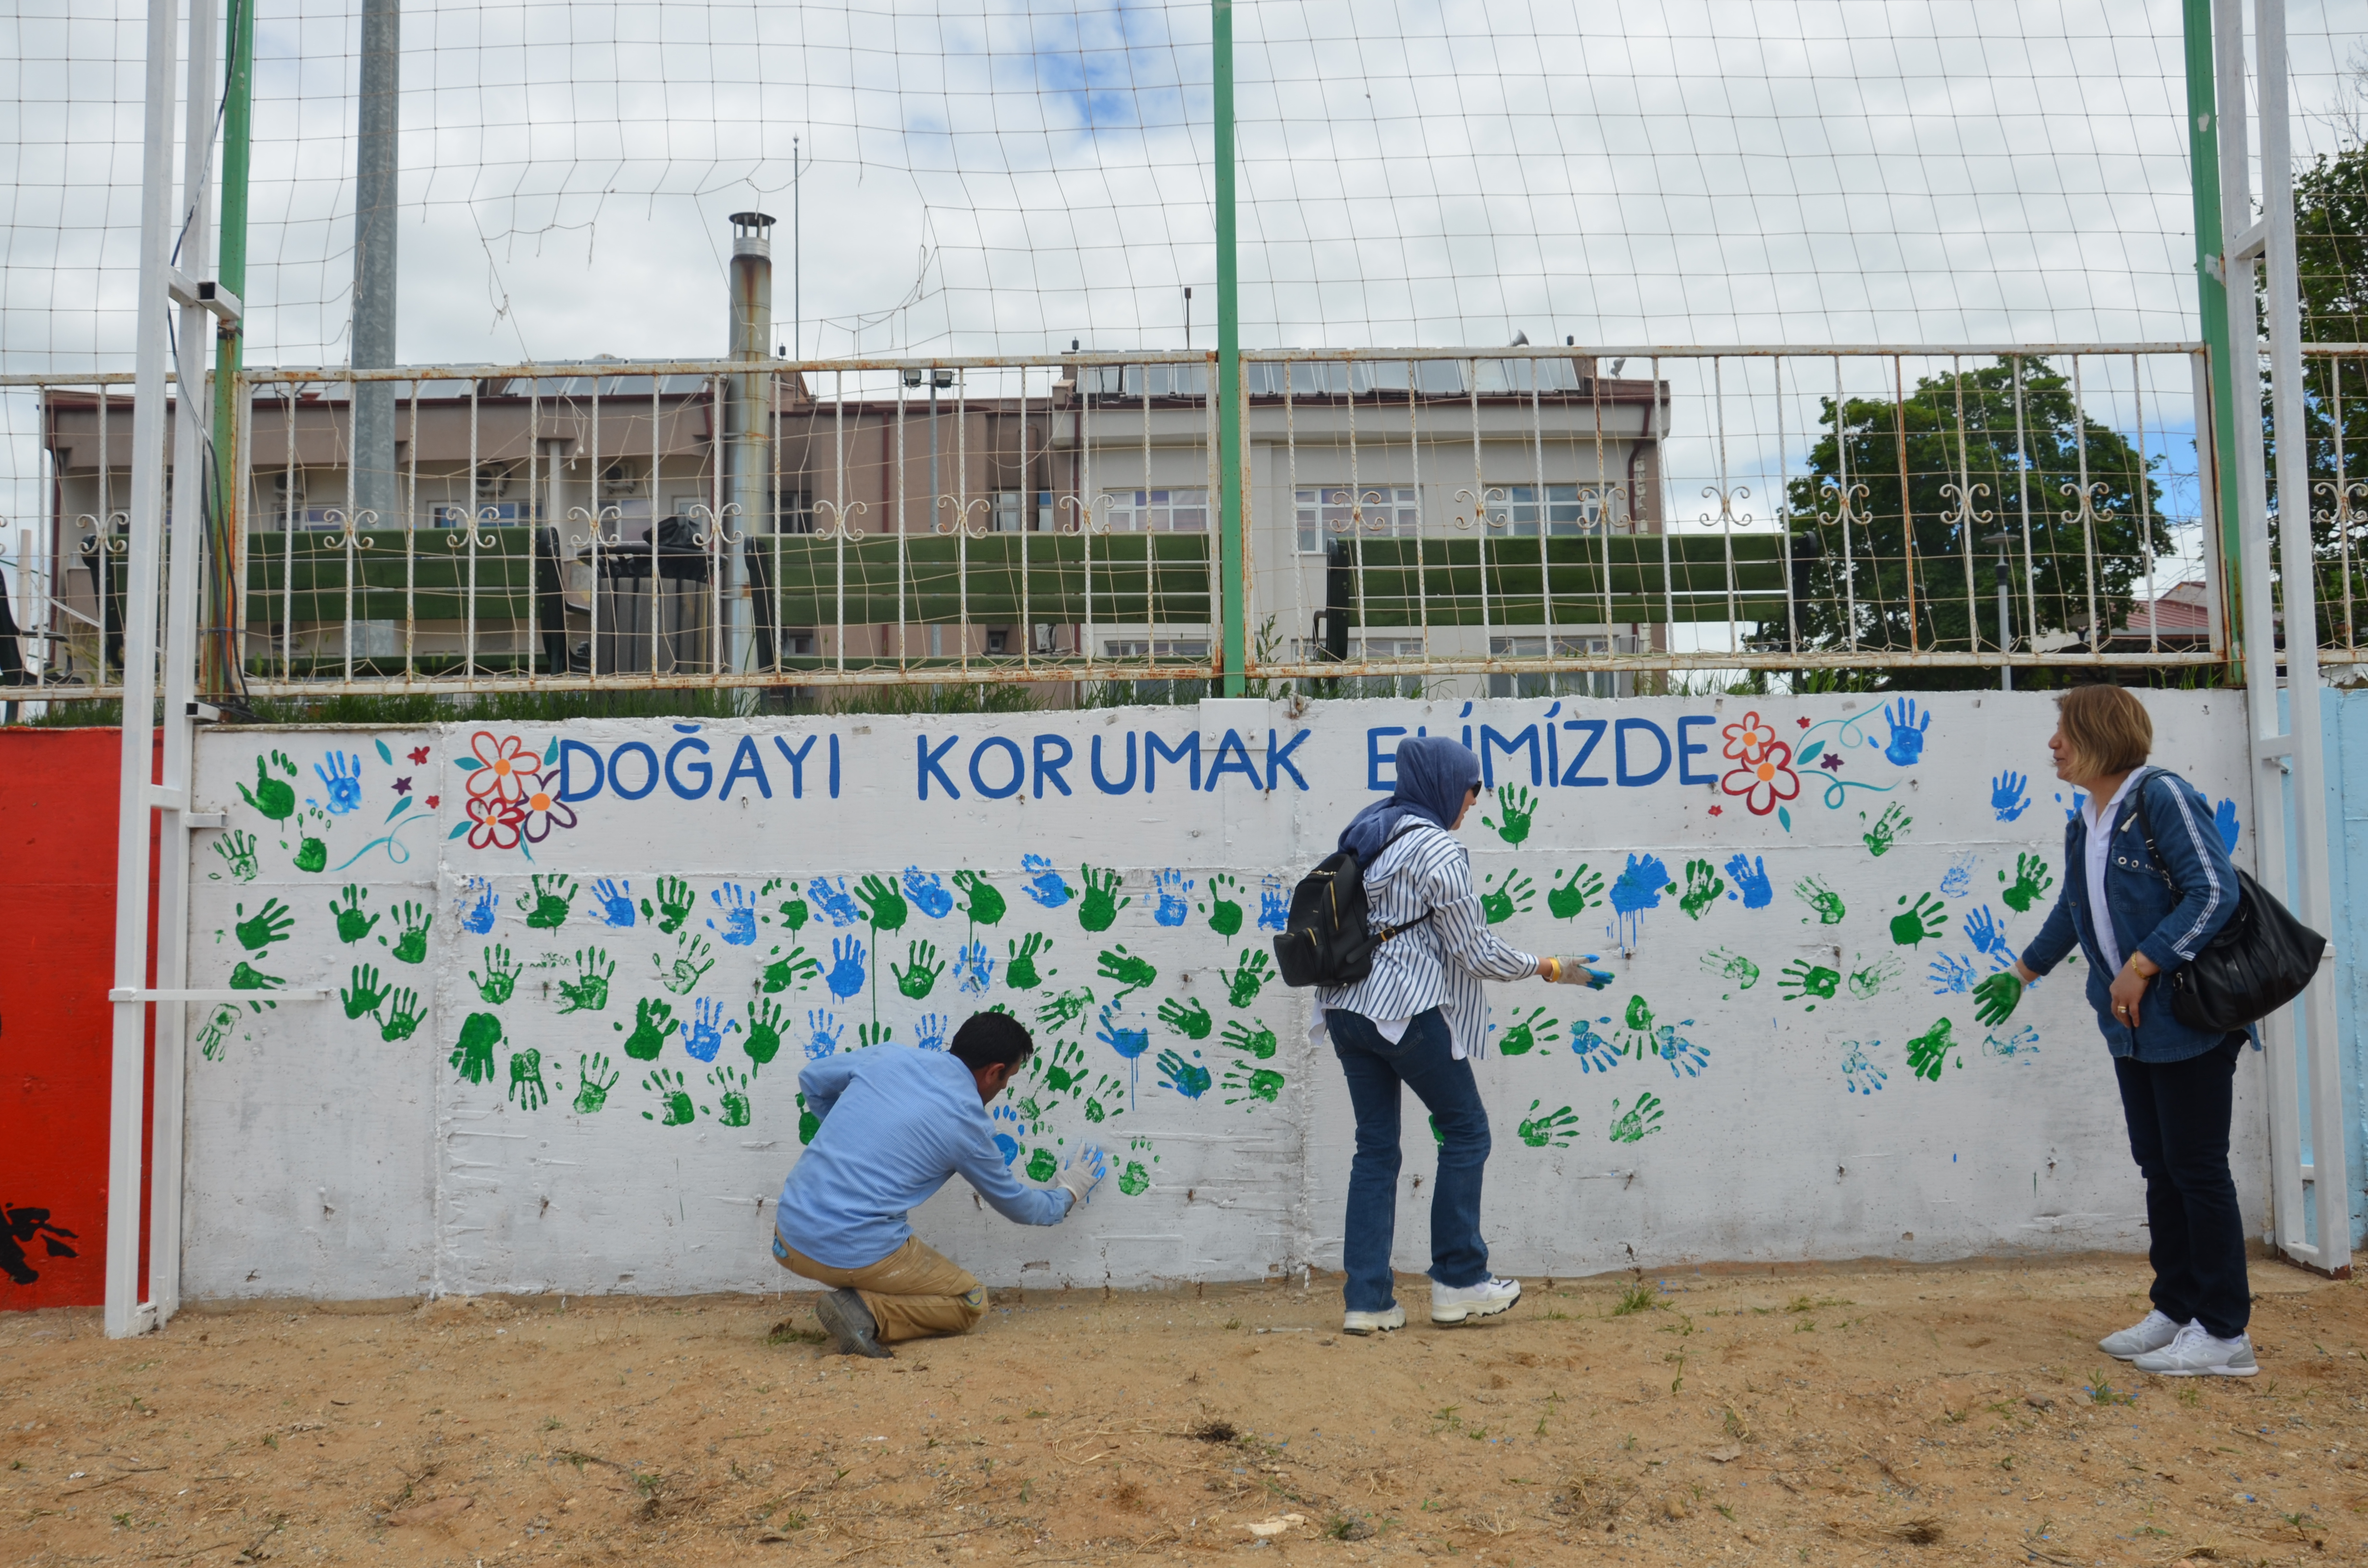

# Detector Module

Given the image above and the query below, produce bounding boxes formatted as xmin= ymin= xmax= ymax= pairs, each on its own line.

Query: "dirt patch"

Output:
xmin=3 ymin=1256 xmax=2362 ymax=1565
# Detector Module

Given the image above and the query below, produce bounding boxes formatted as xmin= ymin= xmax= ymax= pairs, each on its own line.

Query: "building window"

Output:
xmin=1102 ymin=489 xmax=1208 ymax=533
xmin=1078 ymin=363 xmax=1209 ymax=398
xmin=1295 ymin=486 xmax=1419 ymax=553
xmin=1484 ymin=484 xmax=1606 ymax=536
xmin=991 ymin=490 xmax=1054 ymax=532
xmin=1487 ymin=634 xmax=1626 ymax=699
xmin=1100 ymin=638 xmax=1211 ymax=660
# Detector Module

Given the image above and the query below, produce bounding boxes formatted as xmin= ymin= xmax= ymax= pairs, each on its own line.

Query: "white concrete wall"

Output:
xmin=180 ymin=690 xmax=2266 ymax=1300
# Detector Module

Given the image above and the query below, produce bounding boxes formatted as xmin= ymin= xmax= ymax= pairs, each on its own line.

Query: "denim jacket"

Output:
xmin=2019 ymin=766 xmax=2244 ymax=1064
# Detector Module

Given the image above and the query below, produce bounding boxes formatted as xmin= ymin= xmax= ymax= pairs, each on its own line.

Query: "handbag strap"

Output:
xmin=2126 ymin=770 xmax=2184 ymax=899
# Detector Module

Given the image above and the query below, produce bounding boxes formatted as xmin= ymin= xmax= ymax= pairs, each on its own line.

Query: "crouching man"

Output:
xmin=772 ymin=1012 xmax=1107 ymax=1358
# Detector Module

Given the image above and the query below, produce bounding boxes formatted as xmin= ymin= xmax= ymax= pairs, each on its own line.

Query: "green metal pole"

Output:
xmin=206 ymin=0 xmax=255 ymax=698
xmin=2183 ymin=0 xmax=2244 ymax=680
xmin=1213 ymin=0 xmax=1246 ymax=697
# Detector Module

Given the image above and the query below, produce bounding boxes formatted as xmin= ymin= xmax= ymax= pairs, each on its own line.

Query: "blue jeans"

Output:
xmin=1328 ymin=1006 xmax=1492 ymax=1312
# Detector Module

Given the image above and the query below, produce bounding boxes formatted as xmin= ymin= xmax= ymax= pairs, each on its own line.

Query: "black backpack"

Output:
xmin=1273 ymin=822 xmax=1435 ymax=989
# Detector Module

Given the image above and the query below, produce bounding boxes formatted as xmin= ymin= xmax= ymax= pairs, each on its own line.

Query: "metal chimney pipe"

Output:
xmin=724 ymin=210 xmax=773 ymax=676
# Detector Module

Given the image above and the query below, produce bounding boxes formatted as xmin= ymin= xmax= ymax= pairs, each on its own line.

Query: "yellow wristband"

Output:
xmin=1544 ymin=956 xmax=1560 ymax=982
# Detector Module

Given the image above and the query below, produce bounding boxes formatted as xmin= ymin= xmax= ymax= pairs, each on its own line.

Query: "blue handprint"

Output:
xmin=1095 ymin=1003 xmax=1150 ymax=1061
xmin=1608 ymin=853 xmax=1667 ymax=915
xmin=1840 ymin=1040 xmax=1888 ymax=1095
xmin=706 ymin=882 xmax=759 ymax=946
xmin=683 ymin=997 xmax=741 ymax=1063
xmin=1938 ymin=853 xmax=1974 ymax=898
xmin=1570 ymin=1017 xmax=1620 ymax=1074
xmin=1257 ymin=873 xmax=1290 ymax=932
xmin=591 ymin=878 xmax=636 ymax=928
xmin=914 ymin=1012 xmax=950 ymax=1051
xmin=2214 ymin=796 xmax=2241 ymax=853
xmin=1152 ymin=869 xmax=1194 ymax=927
xmin=1928 ymin=952 xmax=1979 ymax=994
xmin=804 ymin=1009 xmax=843 ymax=1060
xmin=825 ymin=936 xmax=867 ymax=1000
xmin=1654 ymin=1023 xmax=1710 ymax=1078
xmin=1723 ymin=853 xmax=1772 ymax=910
xmin=1964 ymin=905 xmax=2017 ymax=968
xmin=1881 ymin=698 xmax=1931 ymax=766
xmin=988 ymin=1103 xmax=1025 ymax=1165
xmin=955 ymin=939 xmax=995 ymax=994
xmin=458 ymin=877 xmax=499 ymax=935
xmin=312 ymin=751 xmax=364 ymax=815
xmin=901 ymin=867 xmax=955 ymax=919
xmin=1021 ymin=854 xmax=1073 ymax=909
xmin=1990 ymin=770 xmax=2031 ymax=822
xmin=808 ymin=876 xmax=863 ymax=928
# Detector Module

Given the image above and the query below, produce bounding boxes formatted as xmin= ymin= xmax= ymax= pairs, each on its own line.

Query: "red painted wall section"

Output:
xmin=0 ymin=728 xmax=158 ymax=1310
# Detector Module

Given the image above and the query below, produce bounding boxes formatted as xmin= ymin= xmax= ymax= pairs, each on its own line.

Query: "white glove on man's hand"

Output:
xmin=1055 ymin=1146 xmax=1110 ymax=1212
xmin=1546 ymin=956 xmax=1615 ymax=989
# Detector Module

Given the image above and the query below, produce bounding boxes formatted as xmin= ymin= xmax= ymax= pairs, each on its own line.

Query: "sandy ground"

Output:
xmin=4 ymin=1255 xmax=2365 ymax=1568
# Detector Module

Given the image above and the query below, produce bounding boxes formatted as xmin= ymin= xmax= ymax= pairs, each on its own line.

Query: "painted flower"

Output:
xmin=465 ymin=793 xmax=526 ymax=851
xmin=1818 ymin=752 xmax=1845 ymax=772
xmin=407 ymin=745 xmax=432 ymax=766
xmin=1721 ymin=739 xmax=1802 ymax=816
xmin=466 ymin=730 xmax=541 ymax=805
xmin=519 ymin=784 xmax=579 ymax=845
xmin=1707 ymin=804 xmax=1723 ymax=816
xmin=1720 ymin=710 xmax=1779 ymax=766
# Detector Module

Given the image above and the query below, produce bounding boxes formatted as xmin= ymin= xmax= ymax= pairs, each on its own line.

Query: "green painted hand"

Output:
xmin=1221 ymin=1063 xmax=1285 ymax=1107
xmin=1777 ymin=960 xmax=1840 ymax=1009
xmin=292 ymin=812 xmax=329 ymax=875
xmin=953 ymin=870 xmax=1006 ymax=927
xmin=1096 ymin=944 xmax=1158 ymax=998
xmin=615 ymin=996 xmax=677 ymax=1061
xmin=641 ymin=1066 xmax=701 ymax=1125
xmin=332 ymin=885 xmax=379 ymax=943
xmin=1156 ymin=996 xmax=1213 ymax=1040
xmin=642 ymin=875 xmax=696 ymax=934
xmin=1793 ymin=875 xmax=1846 ymax=925
xmin=1547 ymin=865 xmax=1604 ymax=920
xmin=1222 ymin=949 xmax=1273 ymax=1009
xmin=1905 ymin=1017 xmax=1960 ymax=1080
xmin=857 ymin=1020 xmax=895 ymax=1049
xmin=212 ymin=830 xmax=260 ymax=883
xmin=1220 ymin=1019 xmax=1278 ymax=1060
xmin=1677 ymin=858 xmax=1726 ymax=919
xmin=760 ymin=943 xmax=820 ymax=994
xmin=1518 ymin=1100 xmax=1580 ymax=1148
xmin=1117 ymin=1159 xmax=1152 ymax=1197
xmin=1608 ymin=1091 xmax=1665 ymax=1144
xmin=1025 ymin=1147 xmax=1060 ymax=1183
xmin=1888 ymin=892 xmax=1949 ymax=947
xmin=525 ymin=874 xmax=576 ymax=931
xmin=709 ymin=1065 xmax=752 ymax=1127
xmin=557 ymin=948 xmax=614 ymax=1013
xmin=1083 ymin=1073 xmax=1126 ymax=1123
xmin=1848 ymin=951 xmax=1903 ymax=999
xmin=1497 ymin=1005 xmax=1560 ymax=1057
xmin=380 ymin=987 xmax=423 ymax=1042
xmin=1005 ymin=932 xmax=1051 ymax=990
xmin=1201 ymin=873 xmax=1244 ymax=937
xmin=390 ymin=900 xmax=432 ymax=964
xmin=796 ymin=1090 xmax=820 ymax=1145
xmin=227 ymin=960 xmax=284 ymax=994
xmin=450 ymin=1012 xmax=502 ymax=1084
xmin=507 ymin=1047 xmax=548 ymax=1111
xmin=340 ymin=963 xmax=389 ymax=1021
xmin=1615 ymin=993 xmax=1659 ymax=1057
xmin=1480 ymin=868 xmax=1535 ymax=925
xmin=894 ymin=940 xmax=946 ymax=1000
xmin=744 ymin=998 xmax=787 ymax=1067
xmin=1484 ymin=784 xmax=1538 ymax=846
xmin=574 ymin=1053 xmax=619 ymax=1114
xmin=471 ymin=944 xmax=521 ymax=1005
xmin=1035 ymin=1036 xmax=1088 ymax=1093
xmin=1700 ymin=947 xmax=1760 ymax=993
xmin=238 ymin=750 xmax=298 ymax=821
xmin=1861 ymin=802 xmax=1912 ymax=857
xmin=233 ymin=898 xmax=294 ymax=954
xmin=1036 ymin=985 xmax=1096 ymax=1032
xmin=654 ymin=932 xmax=715 ymax=996
xmin=1999 ymin=853 xmax=2054 ymax=914
xmin=855 ymin=872 xmax=909 ymax=932
xmin=1973 ymin=970 xmax=2025 ymax=1028
xmin=1077 ymin=865 xmax=1129 ymax=932
xmin=773 ymin=881 xmax=809 ymax=932
xmin=196 ymin=1003 xmax=240 ymax=1063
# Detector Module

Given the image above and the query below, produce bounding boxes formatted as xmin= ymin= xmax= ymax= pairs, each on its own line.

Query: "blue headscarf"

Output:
xmin=1337 ymin=735 xmax=1482 ymax=867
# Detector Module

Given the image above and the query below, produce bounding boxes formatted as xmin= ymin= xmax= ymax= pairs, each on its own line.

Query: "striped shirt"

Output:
xmin=1315 ymin=823 xmax=1540 ymax=1061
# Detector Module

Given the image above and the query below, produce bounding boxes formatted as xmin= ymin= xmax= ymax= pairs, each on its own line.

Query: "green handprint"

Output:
xmin=1222 ymin=949 xmax=1273 ymax=1008
xmin=710 ymin=1065 xmax=752 ymax=1127
xmin=1518 ymin=1100 xmax=1580 ymax=1148
xmin=1083 ymin=1073 xmax=1126 ymax=1123
xmin=641 ymin=1067 xmax=701 ymax=1126
xmin=615 ymin=996 xmax=677 ymax=1061
xmin=574 ymin=1053 xmax=619 ymax=1114
xmin=525 ymin=874 xmax=576 ymax=931
xmin=1608 ymin=1091 xmax=1665 ymax=1144
xmin=642 ymin=875 xmax=696 ymax=934
xmin=196 ymin=1003 xmax=240 ymax=1063
xmin=1999 ymin=853 xmax=2054 ymax=914
xmin=796 ymin=1090 xmax=820 ymax=1145
xmin=1861 ymin=802 xmax=1912 ymax=858
xmin=1077 ymin=865 xmax=1129 ymax=932
xmin=450 ymin=1012 xmax=503 ymax=1085
xmin=211 ymin=830 xmax=260 ymax=883
xmin=1036 ymin=1037 xmax=1088 ymax=1093
xmin=1201 ymin=873 xmax=1244 ymax=937
xmin=1777 ymin=959 xmax=1840 ymax=1009
xmin=508 ymin=1048 xmax=548 ymax=1111
xmin=1484 ymin=784 xmax=1538 ymax=846
xmin=233 ymin=898 xmax=294 ymax=954
xmin=1615 ymin=993 xmax=1659 ymax=1057
xmin=1888 ymin=892 xmax=1948 ymax=948
xmin=380 ymin=987 xmax=423 ymax=1042
xmin=1097 ymin=944 xmax=1158 ymax=999
xmin=771 ymin=880 xmax=809 ymax=933
xmin=1157 ymin=996 xmax=1213 ymax=1040
xmin=227 ymin=960 xmax=284 ymax=996
xmin=858 ymin=1020 xmax=894 ymax=1049
xmin=390 ymin=900 xmax=432 ymax=964
xmin=340 ymin=963 xmax=389 ymax=1021
xmin=894 ymin=940 xmax=946 ymax=1000
xmin=1005 ymin=931 xmax=1051 ymax=990
xmin=1480 ymin=868 xmax=1535 ymax=925
xmin=238 ymin=750 xmax=299 ymax=821
xmin=331 ymin=884 xmax=379 ymax=944
xmin=1221 ymin=1018 xmax=1278 ymax=1060
xmin=1221 ymin=1062 xmax=1285 ymax=1107
xmin=1547 ymin=865 xmax=1604 ymax=920
xmin=1794 ymin=876 xmax=1847 ymax=925
xmin=1973 ymin=970 xmax=2025 ymax=1028
xmin=1699 ymin=947 xmax=1760 ymax=995
xmin=1022 ymin=1147 xmax=1057 ymax=1182
xmin=1905 ymin=1017 xmax=1960 ymax=1081
xmin=761 ymin=943 xmax=820 ymax=993
xmin=856 ymin=872 xmax=910 ymax=932
xmin=471 ymin=944 xmax=521 ymax=1005
xmin=557 ymin=948 xmax=614 ymax=1013
xmin=292 ymin=809 xmax=330 ymax=874
xmin=1848 ymin=951 xmax=1904 ymax=1000
xmin=744 ymin=998 xmax=787 ymax=1067
xmin=1036 ymin=985 xmax=1096 ymax=1032
xmin=1497 ymin=1006 xmax=1561 ymax=1057
xmin=1118 ymin=1159 xmax=1152 ymax=1197
xmin=954 ymin=870 xmax=1006 ymax=927
xmin=653 ymin=932 xmax=715 ymax=996
xmin=1677 ymin=858 xmax=1726 ymax=919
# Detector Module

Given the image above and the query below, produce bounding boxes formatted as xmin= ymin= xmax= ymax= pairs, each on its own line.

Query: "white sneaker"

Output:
xmin=1342 ymin=1304 xmax=1406 ymax=1336
xmin=2131 ymin=1320 xmax=2257 ymax=1378
xmin=1431 ymin=1275 xmax=1521 ymax=1325
xmin=2098 ymin=1308 xmax=2183 ymax=1360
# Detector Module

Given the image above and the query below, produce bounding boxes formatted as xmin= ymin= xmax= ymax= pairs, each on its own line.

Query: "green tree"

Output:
xmin=2292 ymin=126 xmax=2368 ymax=619
xmin=1779 ymin=357 xmax=2170 ymax=689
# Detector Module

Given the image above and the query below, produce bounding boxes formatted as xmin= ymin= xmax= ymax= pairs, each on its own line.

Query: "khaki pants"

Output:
xmin=772 ymin=1233 xmax=987 ymax=1344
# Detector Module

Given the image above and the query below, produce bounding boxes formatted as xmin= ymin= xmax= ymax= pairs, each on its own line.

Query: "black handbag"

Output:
xmin=2132 ymin=780 xmax=2327 ymax=1032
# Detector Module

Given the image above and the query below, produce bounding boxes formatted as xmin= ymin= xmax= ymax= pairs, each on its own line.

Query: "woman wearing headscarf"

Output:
xmin=1317 ymin=735 xmax=1606 ymax=1336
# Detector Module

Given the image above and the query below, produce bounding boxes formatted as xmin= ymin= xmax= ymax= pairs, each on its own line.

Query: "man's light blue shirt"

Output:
xmin=776 ymin=1045 xmax=1071 ymax=1269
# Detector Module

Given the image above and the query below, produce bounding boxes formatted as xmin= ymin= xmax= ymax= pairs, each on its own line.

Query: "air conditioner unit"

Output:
xmin=600 ymin=463 xmax=641 ymax=497
xmin=475 ymin=463 xmax=513 ymax=502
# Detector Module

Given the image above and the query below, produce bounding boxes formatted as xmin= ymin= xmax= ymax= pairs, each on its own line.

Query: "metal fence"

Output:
xmin=1 ymin=344 xmax=2244 ymax=701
